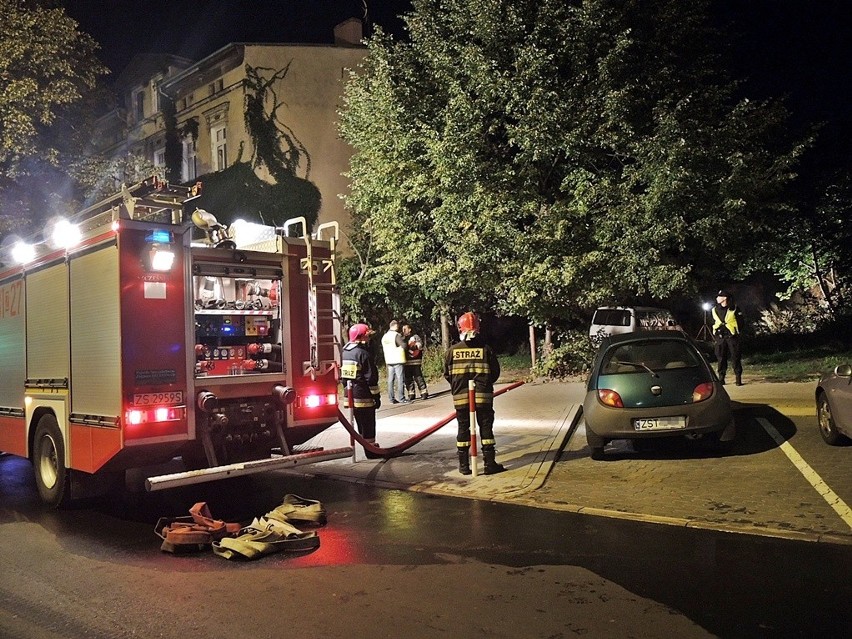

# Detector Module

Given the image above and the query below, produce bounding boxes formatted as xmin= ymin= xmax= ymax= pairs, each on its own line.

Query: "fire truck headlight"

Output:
xmin=51 ymin=220 xmax=81 ymax=249
xmin=11 ymin=241 xmax=36 ymax=264
xmin=149 ymin=245 xmax=175 ymax=271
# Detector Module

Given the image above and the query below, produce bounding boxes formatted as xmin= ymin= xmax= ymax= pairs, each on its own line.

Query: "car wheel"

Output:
xmin=589 ymin=446 xmax=606 ymax=460
xmin=817 ymin=392 xmax=848 ymax=445
xmin=32 ymin=414 xmax=70 ymax=508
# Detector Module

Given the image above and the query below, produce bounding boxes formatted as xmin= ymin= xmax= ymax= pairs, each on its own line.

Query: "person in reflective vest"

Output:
xmin=341 ymin=323 xmax=382 ymax=458
xmin=711 ymin=289 xmax=745 ymax=386
xmin=402 ymin=323 xmax=429 ymax=400
xmin=381 ymin=320 xmax=408 ymax=404
xmin=443 ymin=312 xmax=505 ymax=475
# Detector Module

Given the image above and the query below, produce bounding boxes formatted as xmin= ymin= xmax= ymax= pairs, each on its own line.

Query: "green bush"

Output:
xmin=532 ymin=331 xmax=595 ymax=379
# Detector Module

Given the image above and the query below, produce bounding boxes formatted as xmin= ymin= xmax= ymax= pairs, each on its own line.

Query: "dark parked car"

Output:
xmin=815 ymin=364 xmax=852 ymax=445
xmin=583 ymin=331 xmax=735 ymax=459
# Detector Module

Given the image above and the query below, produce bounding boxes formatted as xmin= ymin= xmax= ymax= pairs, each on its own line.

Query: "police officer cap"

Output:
xmin=716 ymin=289 xmax=730 ymax=298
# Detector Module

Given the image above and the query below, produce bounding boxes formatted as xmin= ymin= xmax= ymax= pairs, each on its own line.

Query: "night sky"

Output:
xmin=65 ymin=0 xmax=850 ymax=132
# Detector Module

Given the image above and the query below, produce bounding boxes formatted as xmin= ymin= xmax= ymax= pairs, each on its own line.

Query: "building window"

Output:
xmin=208 ymin=79 xmax=224 ymax=96
xmin=182 ymin=137 xmax=197 ymax=182
xmin=211 ymin=124 xmax=227 ymax=171
xmin=151 ymin=77 xmax=162 ymax=113
xmin=133 ymin=88 xmax=145 ymax=122
xmin=154 ymin=147 xmax=166 ymax=168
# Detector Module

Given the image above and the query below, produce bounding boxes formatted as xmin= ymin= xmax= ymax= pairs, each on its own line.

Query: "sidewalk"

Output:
xmin=284 ymin=378 xmax=852 ymax=545
xmin=289 ymin=379 xmax=583 ymax=500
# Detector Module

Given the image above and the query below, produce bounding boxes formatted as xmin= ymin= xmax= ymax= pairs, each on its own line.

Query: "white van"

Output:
xmin=589 ymin=306 xmax=678 ymax=343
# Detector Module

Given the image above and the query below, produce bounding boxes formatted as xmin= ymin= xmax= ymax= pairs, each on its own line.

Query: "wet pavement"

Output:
xmin=286 ymin=378 xmax=852 ymax=546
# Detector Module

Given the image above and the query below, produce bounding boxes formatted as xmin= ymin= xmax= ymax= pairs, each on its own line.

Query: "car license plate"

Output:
xmin=633 ymin=416 xmax=686 ymax=431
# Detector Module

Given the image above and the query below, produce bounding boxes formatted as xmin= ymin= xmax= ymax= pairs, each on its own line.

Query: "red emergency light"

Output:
xmin=126 ymin=405 xmax=185 ymax=425
xmin=300 ymin=393 xmax=338 ymax=409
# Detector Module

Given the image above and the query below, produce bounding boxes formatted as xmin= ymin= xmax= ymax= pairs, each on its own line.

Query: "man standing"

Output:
xmin=711 ymin=290 xmax=745 ymax=386
xmin=444 ymin=312 xmax=504 ymax=475
xmin=381 ymin=320 xmax=408 ymax=404
xmin=402 ymin=323 xmax=429 ymax=401
xmin=341 ymin=323 xmax=382 ymax=459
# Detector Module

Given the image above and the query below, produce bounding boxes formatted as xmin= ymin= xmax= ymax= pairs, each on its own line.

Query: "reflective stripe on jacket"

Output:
xmin=443 ymin=339 xmax=500 ymax=409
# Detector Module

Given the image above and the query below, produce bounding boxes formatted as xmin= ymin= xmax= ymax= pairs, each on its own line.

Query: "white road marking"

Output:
xmin=757 ymin=417 xmax=852 ymax=530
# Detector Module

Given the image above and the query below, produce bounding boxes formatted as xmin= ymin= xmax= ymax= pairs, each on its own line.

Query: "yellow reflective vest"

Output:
xmin=712 ymin=306 xmax=740 ymax=336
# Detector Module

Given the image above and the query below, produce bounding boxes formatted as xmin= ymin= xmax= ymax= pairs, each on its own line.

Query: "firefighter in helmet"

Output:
xmin=444 ymin=312 xmax=505 ymax=475
xmin=341 ymin=323 xmax=382 ymax=458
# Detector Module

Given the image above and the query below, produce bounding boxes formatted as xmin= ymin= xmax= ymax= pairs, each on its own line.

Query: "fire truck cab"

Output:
xmin=0 ymin=177 xmax=350 ymax=506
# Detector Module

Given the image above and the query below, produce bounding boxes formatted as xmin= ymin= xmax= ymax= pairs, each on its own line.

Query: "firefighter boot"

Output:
xmin=483 ymin=446 xmax=505 ymax=475
xmin=458 ymin=449 xmax=472 ymax=475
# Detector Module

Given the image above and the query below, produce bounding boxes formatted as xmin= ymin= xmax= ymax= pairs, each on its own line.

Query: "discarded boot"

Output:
xmin=458 ymin=449 xmax=472 ymax=475
xmin=483 ymin=446 xmax=505 ymax=475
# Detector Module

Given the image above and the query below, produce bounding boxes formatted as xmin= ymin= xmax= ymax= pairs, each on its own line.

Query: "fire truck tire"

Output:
xmin=32 ymin=414 xmax=70 ymax=508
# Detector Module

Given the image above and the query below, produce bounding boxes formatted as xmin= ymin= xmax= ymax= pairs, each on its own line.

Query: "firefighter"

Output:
xmin=444 ymin=312 xmax=505 ymax=475
xmin=402 ymin=323 xmax=429 ymax=400
xmin=711 ymin=290 xmax=745 ymax=386
xmin=341 ymin=323 xmax=383 ymax=458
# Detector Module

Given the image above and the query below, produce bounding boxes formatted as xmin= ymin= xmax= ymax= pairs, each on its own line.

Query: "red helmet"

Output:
xmin=348 ymin=323 xmax=374 ymax=342
xmin=457 ymin=312 xmax=480 ymax=338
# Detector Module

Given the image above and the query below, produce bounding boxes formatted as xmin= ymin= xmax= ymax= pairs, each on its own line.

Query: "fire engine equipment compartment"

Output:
xmin=0 ymin=177 xmax=349 ymax=506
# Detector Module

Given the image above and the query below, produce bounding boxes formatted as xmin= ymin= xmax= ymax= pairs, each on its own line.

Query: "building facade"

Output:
xmin=92 ymin=20 xmax=366 ymax=233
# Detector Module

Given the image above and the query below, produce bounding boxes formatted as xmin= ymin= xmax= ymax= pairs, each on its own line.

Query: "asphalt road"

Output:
xmin=1 ymin=454 xmax=850 ymax=639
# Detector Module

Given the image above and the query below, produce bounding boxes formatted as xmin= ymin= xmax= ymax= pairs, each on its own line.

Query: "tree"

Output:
xmin=339 ymin=0 xmax=802 ymax=333
xmin=0 ymin=0 xmax=107 ymax=236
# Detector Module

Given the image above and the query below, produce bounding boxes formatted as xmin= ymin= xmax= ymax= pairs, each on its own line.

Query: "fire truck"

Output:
xmin=0 ymin=177 xmax=352 ymax=507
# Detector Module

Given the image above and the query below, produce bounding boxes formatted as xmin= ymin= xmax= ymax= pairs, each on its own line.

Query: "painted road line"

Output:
xmin=758 ymin=417 xmax=852 ymax=531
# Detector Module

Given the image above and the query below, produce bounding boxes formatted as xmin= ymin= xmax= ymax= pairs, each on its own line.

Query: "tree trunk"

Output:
xmin=528 ymin=325 xmax=536 ymax=367
xmin=440 ymin=309 xmax=451 ymax=351
xmin=544 ymin=326 xmax=553 ymax=356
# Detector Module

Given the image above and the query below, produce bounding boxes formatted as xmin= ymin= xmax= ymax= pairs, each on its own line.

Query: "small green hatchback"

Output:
xmin=583 ymin=331 xmax=735 ymax=459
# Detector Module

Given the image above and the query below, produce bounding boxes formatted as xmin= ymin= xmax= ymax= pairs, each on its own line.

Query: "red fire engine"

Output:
xmin=0 ymin=177 xmax=351 ymax=506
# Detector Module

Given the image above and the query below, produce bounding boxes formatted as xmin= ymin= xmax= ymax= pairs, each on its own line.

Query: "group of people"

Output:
xmin=380 ymin=320 xmax=429 ymax=404
xmin=339 ymin=312 xmax=505 ymax=475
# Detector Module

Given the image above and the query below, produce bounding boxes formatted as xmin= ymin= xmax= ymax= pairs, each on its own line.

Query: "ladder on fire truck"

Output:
xmin=283 ymin=217 xmax=342 ymax=380
xmin=71 ymin=175 xmax=198 ymax=230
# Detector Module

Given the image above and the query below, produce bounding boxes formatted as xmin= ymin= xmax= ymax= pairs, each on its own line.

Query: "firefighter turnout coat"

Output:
xmin=444 ymin=337 xmax=500 ymax=410
xmin=341 ymin=341 xmax=380 ymax=408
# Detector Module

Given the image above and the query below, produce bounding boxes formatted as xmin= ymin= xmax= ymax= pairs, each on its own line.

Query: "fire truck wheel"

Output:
xmin=33 ymin=414 xmax=70 ymax=508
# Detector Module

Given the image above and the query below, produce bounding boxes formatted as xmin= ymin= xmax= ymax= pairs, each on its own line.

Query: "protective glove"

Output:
xmin=373 ymin=395 xmax=381 ymax=410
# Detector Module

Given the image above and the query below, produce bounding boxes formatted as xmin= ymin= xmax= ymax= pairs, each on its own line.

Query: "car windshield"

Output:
xmin=593 ymin=309 xmax=631 ymax=327
xmin=601 ymin=340 xmax=700 ymax=374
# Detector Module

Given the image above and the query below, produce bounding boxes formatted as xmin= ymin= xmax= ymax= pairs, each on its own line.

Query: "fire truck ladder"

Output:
xmin=283 ymin=218 xmax=342 ymax=380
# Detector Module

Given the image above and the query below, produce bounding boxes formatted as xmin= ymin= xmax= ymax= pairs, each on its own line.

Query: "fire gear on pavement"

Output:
xmin=341 ymin=327 xmax=382 ymax=458
xmin=444 ymin=313 xmax=505 ymax=474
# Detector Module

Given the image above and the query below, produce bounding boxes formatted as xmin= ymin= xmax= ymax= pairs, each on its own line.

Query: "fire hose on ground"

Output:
xmin=335 ymin=380 xmax=525 ymax=459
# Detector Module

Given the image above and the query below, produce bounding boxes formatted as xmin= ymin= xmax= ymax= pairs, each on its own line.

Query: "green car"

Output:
xmin=583 ymin=331 xmax=736 ymax=459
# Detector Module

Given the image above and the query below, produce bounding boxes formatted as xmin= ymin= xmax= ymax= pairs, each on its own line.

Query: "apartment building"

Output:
xmin=92 ymin=19 xmax=366 ymax=233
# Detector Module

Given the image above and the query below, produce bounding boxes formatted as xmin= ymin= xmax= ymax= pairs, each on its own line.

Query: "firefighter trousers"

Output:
xmin=353 ymin=407 xmax=377 ymax=440
xmin=455 ymin=405 xmax=495 ymax=449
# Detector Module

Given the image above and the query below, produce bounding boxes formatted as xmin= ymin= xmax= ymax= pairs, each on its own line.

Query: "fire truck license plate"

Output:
xmin=134 ymin=391 xmax=184 ymax=406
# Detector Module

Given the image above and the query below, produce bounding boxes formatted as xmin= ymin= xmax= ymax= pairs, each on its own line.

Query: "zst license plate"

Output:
xmin=633 ymin=416 xmax=686 ymax=431
xmin=134 ymin=391 xmax=184 ymax=406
